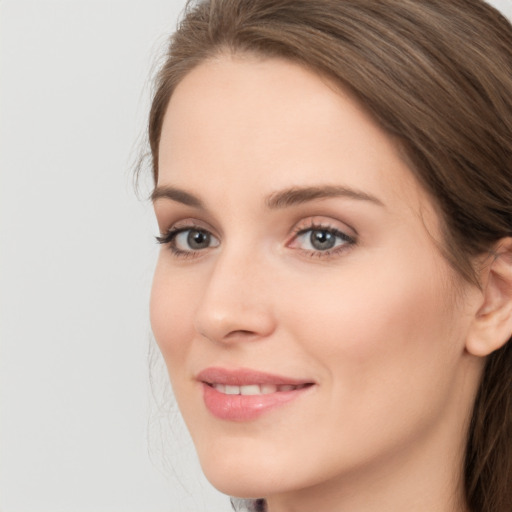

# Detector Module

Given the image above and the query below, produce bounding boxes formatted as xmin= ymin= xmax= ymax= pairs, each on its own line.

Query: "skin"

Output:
xmin=150 ymin=54 xmax=488 ymax=512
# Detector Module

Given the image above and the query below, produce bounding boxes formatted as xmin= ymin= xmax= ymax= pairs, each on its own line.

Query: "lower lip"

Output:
xmin=202 ymin=383 xmax=313 ymax=421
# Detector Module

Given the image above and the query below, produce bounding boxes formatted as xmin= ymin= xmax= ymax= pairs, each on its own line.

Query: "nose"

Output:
xmin=193 ymin=248 xmax=276 ymax=345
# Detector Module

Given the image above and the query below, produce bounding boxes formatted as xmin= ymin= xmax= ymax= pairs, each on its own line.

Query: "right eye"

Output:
xmin=156 ymin=227 xmax=220 ymax=257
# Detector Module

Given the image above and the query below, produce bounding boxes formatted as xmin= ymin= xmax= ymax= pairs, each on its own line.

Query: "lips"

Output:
xmin=197 ymin=367 xmax=315 ymax=421
xmin=197 ymin=367 xmax=313 ymax=386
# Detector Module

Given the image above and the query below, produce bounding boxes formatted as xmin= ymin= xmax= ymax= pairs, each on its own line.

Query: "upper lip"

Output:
xmin=197 ymin=367 xmax=314 ymax=386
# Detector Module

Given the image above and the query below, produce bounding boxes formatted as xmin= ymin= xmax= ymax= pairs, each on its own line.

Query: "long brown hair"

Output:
xmin=146 ymin=1 xmax=512 ymax=510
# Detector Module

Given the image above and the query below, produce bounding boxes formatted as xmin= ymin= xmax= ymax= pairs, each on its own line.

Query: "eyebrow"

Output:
xmin=151 ymin=184 xmax=384 ymax=209
xmin=265 ymin=185 xmax=384 ymax=209
xmin=151 ymin=186 xmax=205 ymax=208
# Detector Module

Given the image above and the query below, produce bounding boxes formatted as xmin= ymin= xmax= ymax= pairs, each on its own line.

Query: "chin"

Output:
xmin=207 ymin=477 xmax=268 ymax=501
xmin=204 ymin=472 xmax=263 ymax=498
xmin=198 ymin=449 xmax=296 ymax=499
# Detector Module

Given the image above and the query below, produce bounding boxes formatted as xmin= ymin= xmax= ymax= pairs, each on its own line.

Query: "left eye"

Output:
xmin=294 ymin=227 xmax=354 ymax=252
xmin=174 ymin=229 xmax=218 ymax=251
xmin=156 ymin=227 xmax=220 ymax=254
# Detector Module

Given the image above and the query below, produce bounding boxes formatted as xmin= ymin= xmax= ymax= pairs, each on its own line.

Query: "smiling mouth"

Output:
xmin=207 ymin=383 xmax=312 ymax=395
xmin=201 ymin=381 xmax=315 ymax=421
xmin=197 ymin=367 xmax=316 ymax=420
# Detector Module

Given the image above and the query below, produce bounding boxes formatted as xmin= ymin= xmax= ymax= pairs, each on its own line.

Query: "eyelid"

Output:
xmin=290 ymin=216 xmax=356 ymax=239
xmin=157 ymin=217 xmax=219 ymax=239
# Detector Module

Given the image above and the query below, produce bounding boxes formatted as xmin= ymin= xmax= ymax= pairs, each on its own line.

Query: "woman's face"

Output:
xmin=151 ymin=55 xmax=482 ymax=502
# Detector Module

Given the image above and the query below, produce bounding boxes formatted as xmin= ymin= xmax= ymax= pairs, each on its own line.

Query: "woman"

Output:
xmin=145 ymin=1 xmax=512 ymax=511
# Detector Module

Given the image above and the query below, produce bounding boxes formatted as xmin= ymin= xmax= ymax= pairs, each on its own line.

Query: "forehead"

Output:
xmin=158 ymin=54 xmax=431 ymax=218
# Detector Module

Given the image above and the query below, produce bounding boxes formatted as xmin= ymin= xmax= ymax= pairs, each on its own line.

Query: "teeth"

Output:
xmin=211 ymin=383 xmax=303 ymax=395
xmin=240 ymin=385 xmax=261 ymax=395
xmin=225 ymin=385 xmax=239 ymax=395
xmin=213 ymin=384 xmax=226 ymax=393
xmin=260 ymin=384 xmax=277 ymax=394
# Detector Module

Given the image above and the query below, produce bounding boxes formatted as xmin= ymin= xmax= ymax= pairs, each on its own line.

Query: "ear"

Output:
xmin=466 ymin=237 xmax=512 ymax=357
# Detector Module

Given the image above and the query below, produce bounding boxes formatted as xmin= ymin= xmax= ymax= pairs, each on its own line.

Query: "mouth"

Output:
xmin=206 ymin=382 xmax=312 ymax=395
xmin=197 ymin=367 xmax=315 ymax=421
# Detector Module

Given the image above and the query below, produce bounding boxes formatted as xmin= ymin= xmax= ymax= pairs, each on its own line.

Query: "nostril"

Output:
xmin=227 ymin=329 xmax=256 ymax=336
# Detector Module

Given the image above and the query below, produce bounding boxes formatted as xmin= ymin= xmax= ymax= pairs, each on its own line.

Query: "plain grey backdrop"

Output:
xmin=0 ymin=0 xmax=226 ymax=511
xmin=1 ymin=1 xmax=511 ymax=511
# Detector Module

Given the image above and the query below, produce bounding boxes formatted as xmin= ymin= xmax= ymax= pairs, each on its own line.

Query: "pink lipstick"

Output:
xmin=197 ymin=367 xmax=315 ymax=421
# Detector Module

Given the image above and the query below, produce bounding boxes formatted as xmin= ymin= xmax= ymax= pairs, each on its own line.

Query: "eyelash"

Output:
xmin=155 ymin=222 xmax=356 ymax=259
xmin=155 ymin=224 xmax=212 ymax=259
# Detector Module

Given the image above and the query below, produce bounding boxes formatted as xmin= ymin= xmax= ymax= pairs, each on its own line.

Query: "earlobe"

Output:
xmin=466 ymin=238 xmax=512 ymax=357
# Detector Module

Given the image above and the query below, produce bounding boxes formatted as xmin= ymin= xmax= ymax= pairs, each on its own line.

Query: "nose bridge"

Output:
xmin=193 ymin=243 xmax=275 ymax=343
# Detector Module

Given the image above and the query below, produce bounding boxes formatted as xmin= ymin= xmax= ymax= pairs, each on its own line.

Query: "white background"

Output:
xmin=1 ymin=1 xmax=511 ymax=511
xmin=0 ymin=0 xmax=227 ymax=511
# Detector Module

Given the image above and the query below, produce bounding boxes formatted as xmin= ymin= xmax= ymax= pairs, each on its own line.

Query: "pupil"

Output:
xmin=188 ymin=230 xmax=210 ymax=249
xmin=310 ymin=230 xmax=335 ymax=250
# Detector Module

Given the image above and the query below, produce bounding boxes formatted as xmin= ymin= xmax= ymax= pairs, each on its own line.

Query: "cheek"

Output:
xmin=150 ymin=257 xmax=198 ymax=371
xmin=253 ymin=254 xmax=466 ymax=485
xmin=287 ymin=251 xmax=463 ymax=423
